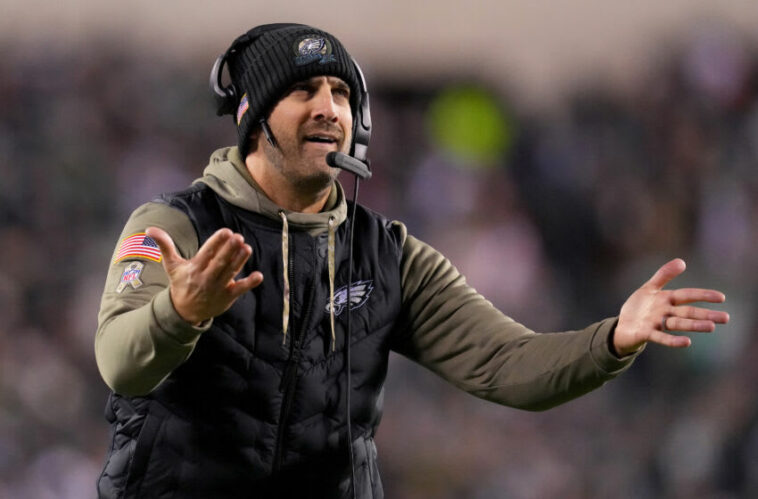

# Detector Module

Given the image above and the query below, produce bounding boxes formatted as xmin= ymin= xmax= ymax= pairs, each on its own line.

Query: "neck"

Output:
xmin=245 ymin=155 xmax=333 ymax=213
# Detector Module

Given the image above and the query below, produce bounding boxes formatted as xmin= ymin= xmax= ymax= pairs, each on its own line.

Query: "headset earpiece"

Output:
xmin=210 ymin=54 xmax=237 ymax=116
xmin=210 ymin=25 xmax=306 ymax=118
xmin=350 ymin=59 xmax=372 ymax=163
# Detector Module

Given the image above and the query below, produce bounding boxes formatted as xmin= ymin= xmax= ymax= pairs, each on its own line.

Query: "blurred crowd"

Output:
xmin=0 ymin=25 xmax=757 ymax=498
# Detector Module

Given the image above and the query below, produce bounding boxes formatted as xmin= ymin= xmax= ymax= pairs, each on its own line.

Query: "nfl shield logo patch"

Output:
xmin=116 ymin=261 xmax=145 ymax=293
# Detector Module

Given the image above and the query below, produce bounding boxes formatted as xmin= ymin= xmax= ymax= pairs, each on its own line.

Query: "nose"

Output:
xmin=310 ymin=83 xmax=338 ymax=122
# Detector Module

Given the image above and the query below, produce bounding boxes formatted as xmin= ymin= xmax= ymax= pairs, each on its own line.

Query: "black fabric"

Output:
xmin=97 ymin=184 xmax=402 ymax=499
xmin=226 ymin=24 xmax=361 ymax=156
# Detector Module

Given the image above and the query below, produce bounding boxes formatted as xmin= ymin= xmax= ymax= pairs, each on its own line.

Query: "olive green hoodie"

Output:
xmin=96 ymin=146 xmax=638 ymax=409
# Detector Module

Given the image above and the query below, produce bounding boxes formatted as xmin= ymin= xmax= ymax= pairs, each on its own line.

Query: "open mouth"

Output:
xmin=304 ymin=134 xmax=339 ymax=145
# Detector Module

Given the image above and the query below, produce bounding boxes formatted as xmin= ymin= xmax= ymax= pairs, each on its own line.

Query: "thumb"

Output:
xmin=145 ymin=226 xmax=184 ymax=271
xmin=644 ymin=258 xmax=686 ymax=290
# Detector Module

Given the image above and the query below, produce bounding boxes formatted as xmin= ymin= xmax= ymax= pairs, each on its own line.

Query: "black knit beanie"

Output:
xmin=225 ymin=24 xmax=361 ymax=157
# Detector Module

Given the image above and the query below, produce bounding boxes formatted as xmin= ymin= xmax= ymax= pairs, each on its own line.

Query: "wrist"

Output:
xmin=610 ymin=325 xmax=643 ymax=358
xmin=169 ymin=289 xmax=206 ymax=326
xmin=152 ymin=288 xmax=211 ymax=343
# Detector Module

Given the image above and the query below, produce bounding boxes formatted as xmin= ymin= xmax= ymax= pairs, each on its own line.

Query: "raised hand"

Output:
xmin=613 ymin=258 xmax=729 ymax=357
xmin=146 ymin=226 xmax=264 ymax=325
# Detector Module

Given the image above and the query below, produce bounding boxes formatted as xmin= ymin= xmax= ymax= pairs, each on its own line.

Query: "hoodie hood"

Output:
xmin=195 ymin=146 xmax=348 ymax=236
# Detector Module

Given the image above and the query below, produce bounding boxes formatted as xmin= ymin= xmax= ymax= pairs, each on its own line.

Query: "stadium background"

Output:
xmin=1 ymin=1 xmax=758 ymax=497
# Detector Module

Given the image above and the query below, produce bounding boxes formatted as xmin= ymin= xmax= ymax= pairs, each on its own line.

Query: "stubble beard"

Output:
xmin=262 ymin=133 xmax=340 ymax=193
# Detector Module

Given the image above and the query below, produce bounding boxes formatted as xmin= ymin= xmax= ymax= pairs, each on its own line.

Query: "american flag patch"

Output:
xmin=236 ymin=93 xmax=249 ymax=125
xmin=113 ymin=232 xmax=162 ymax=263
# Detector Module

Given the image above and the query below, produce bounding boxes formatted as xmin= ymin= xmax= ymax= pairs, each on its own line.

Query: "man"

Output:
xmin=95 ymin=23 xmax=729 ymax=498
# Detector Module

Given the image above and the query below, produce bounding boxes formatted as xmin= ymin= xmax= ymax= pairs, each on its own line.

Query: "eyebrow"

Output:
xmin=327 ymin=77 xmax=350 ymax=92
xmin=287 ymin=77 xmax=350 ymax=95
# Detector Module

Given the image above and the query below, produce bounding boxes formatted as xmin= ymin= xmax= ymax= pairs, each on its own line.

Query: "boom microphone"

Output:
xmin=326 ymin=151 xmax=372 ymax=180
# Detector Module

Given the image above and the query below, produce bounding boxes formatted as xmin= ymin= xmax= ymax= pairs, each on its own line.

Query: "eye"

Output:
xmin=333 ymin=86 xmax=351 ymax=100
xmin=288 ymin=82 xmax=313 ymax=96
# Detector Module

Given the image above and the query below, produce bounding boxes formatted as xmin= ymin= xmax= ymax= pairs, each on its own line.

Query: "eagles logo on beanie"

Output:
xmin=224 ymin=24 xmax=361 ymax=156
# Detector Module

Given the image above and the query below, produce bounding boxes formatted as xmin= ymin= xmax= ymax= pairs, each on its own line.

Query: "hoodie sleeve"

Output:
xmin=392 ymin=222 xmax=640 ymax=411
xmin=95 ymin=201 xmax=209 ymax=396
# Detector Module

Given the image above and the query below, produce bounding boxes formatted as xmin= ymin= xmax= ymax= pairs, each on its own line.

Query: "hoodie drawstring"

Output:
xmin=327 ymin=216 xmax=337 ymax=351
xmin=279 ymin=211 xmax=290 ymax=346
xmin=279 ymin=211 xmax=337 ymax=352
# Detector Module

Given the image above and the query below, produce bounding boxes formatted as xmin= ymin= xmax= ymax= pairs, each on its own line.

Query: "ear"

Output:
xmin=247 ymin=126 xmax=262 ymax=154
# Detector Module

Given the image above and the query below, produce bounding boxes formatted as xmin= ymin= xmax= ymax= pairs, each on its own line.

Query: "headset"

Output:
xmin=209 ymin=24 xmax=372 ymax=175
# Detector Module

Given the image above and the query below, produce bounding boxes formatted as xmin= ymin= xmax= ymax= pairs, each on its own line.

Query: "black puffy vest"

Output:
xmin=97 ymin=184 xmax=404 ymax=498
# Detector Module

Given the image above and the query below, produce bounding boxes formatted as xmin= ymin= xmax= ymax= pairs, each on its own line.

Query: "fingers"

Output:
xmin=645 ymin=260 xmax=729 ymax=332
xmin=647 ymin=305 xmax=731 ymax=351
xmin=228 ymin=271 xmax=264 ymax=297
xmin=662 ymin=305 xmax=730 ymax=331
xmin=206 ymin=233 xmax=248 ymax=279
xmin=669 ymin=288 xmax=726 ymax=305
xmin=646 ymin=329 xmax=692 ymax=349
xmin=616 ymin=258 xmax=730 ymax=354
xmin=145 ymin=226 xmax=183 ymax=268
xmin=663 ymin=316 xmax=716 ymax=333
xmin=667 ymin=305 xmax=730 ymax=323
xmin=228 ymin=242 xmax=253 ymax=276
xmin=194 ymin=229 xmax=259 ymax=293
xmin=644 ymin=258 xmax=686 ymax=290
xmin=218 ymin=243 xmax=256 ymax=288
xmin=192 ymin=228 xmax=244 ymax=275
xmin=659 ymin=287 xmax=730 ymax=335
xmin=193 ymin=228 xmax=235 ymax=268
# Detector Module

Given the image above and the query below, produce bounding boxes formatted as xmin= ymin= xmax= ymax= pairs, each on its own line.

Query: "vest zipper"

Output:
xmin=273 ymin=242 xmax=317 ymax=471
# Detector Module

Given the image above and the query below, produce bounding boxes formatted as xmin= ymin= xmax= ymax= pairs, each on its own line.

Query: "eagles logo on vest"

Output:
xmin=326 ymin=280 xmax=374 ymax=316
